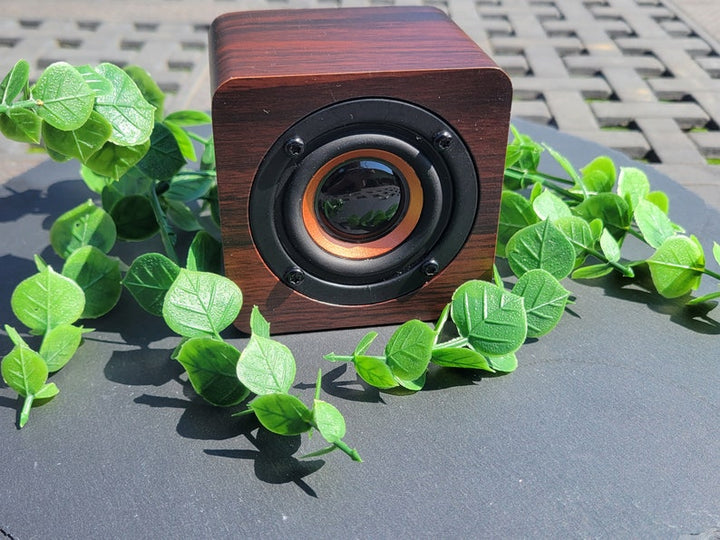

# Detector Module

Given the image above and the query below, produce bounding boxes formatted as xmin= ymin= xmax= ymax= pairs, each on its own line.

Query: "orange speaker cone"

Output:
xmin=302 ymin=148 xmax=423 ymax=259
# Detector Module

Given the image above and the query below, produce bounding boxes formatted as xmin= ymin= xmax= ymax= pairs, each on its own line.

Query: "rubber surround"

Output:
xmin=249 ymin=98 xmax=478 ymax=305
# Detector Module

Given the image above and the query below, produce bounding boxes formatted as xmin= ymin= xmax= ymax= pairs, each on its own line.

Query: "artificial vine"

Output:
xmin=1 ymin=59 xmax=719 ymax=467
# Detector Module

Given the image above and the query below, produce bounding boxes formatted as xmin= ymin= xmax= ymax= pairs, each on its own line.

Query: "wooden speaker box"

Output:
xmin=210 ymin=7 xmax=512 ymax=334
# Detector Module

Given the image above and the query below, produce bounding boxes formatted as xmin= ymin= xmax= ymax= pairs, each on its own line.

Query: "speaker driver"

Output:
xmin=249 ymin=98 xmax=478 ymax=305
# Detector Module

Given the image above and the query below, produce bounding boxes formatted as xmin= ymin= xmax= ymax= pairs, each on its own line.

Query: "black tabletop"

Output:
xmin=1 ymin=119 xmax=719 ymax=538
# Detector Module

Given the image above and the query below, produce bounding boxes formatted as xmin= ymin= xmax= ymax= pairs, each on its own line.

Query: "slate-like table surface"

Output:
xmin=1 ymin=119 xmax=719 ymax=538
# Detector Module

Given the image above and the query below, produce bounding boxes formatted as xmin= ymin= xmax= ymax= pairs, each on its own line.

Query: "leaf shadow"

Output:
xmin=299 ymin=364 xmax=386 ymax=404
xmin=575 ymin=266 xmax=720 ymax=335
xmin=135 ymin=389 xmax=324 ymax=496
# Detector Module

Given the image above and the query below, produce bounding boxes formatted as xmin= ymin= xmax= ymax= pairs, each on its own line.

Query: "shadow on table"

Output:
xmin=577 ymin=266 xmax=720 ymax=336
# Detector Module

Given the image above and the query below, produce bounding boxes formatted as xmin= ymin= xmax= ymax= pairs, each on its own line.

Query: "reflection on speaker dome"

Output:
xmin=316 ymin=158 xmax=406 ymax=243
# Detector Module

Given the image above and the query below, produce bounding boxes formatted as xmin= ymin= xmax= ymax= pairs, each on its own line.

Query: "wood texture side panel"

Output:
xmin=210 ymin=7 xmax=512 ymax=333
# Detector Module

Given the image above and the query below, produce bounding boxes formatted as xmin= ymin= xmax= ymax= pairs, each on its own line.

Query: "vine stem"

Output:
xmin=19 ymin=394 xmax=34 ymax=428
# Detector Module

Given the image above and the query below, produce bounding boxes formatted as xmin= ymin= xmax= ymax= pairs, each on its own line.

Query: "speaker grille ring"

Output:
xmin=249 ymin=98 xmax=478 ymax=305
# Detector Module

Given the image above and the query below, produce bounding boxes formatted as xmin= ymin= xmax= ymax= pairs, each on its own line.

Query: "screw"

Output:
xmin=433 ymin=130 xmax=453 ymax=151
xmin=421 ymin=258 xmax=440 ymax=277
xmin=284 ymin=137 xmax=305 ymax=157
xmin=284 ymin=267 xmax=305 ymax=286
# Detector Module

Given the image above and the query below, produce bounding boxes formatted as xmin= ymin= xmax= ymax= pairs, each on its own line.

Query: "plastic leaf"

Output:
xmin=1 ymin=60 xmax=30 ymax=104
xmin=0 ymin=108 xmax=42 ymax=143
xmin=312 ymin=399 xmax=346 ymax=443
xmin=249 ymin=393 xmax=312 ymax=436
xmin=122 ymin=253 xmax=180 ymax=316
xmin=61 ymin=246 xmax=122 ymax=318
xmin=11 ymin=266 xmax=85 ymax=335
xmin=634 ymin=199 xmax=675 ymax=249
xmin=109 ymin=194 xmax=158 ymax=240
xmin=431 ymin=347 xmax=493 ymax=371
xmin=32 ymin=62 xmax=94 ymax=130
xmin=532 ymin=189 xmax=572 ymax=221
xmin=93 ymin=63 xmax=155 ymax=146
xmin=581 ymin=156 xmax=616 ymax=193
xmin=486 ymin=352 xmax=518 ymax=373
xmin=353 ymin=355 xmax=398 ymax=389
xmin=50 ymin=200 xmax=117 ymax=259
xmin=162 ymin=269 xmax=242 ymax=338
xmin=249 ymin=306 xmax=271 ymax=339
xmin=384 ymin=319 xmax=434 ymax=382
xmin=599 ymin=228 xmax=621 ymax=263
xmin=135 ymin=122 xmax=185 ymax=181
xmin=42 ymin=110 xmax=112 ymax=162
xmin=617 ymin=167 xmax=650 ymax=211
xmin=554 ymin=215 xmax=594 ymax=259
xmin=451 ymin=280 xmax=527 ymax=356
xmin=174 ymin=337 xmax=249 ymax=407
xmin=647 ymin=235 xmax=704 ymax=298
xmin=512 ymin=268 xmax=570 ymax=338
xmin=39 ymin=324 xmax=88 ymax=372
xmin=505 ymin=220 xmax=576 ymax=280
xmin=236 ymin=335 xmax=296 ymax=395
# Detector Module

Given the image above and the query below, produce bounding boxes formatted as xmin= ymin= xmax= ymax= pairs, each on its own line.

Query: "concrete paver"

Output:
xmin=0 ymin=0 xmax=718 ymax=204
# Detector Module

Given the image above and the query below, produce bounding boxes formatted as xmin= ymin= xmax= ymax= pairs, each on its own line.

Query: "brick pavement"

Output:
xmin=0 ymin=0 xmax=718 ymax=206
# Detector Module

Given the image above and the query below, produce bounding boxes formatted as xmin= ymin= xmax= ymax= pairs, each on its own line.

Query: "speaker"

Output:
xmin=209 ymin=6 xmax=512 ymax=334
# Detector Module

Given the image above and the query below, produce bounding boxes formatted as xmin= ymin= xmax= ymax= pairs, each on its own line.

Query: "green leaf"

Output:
xmin=93 ymin=63 xmax=155 ymax=146
xmin=384 ymin=319 xmax=434 ymax=381
xmin=0 ymin=108 xmax=41 ymax=143
xmin=135 ymin=122 xmax=185 ymax=181
xmin=512 ymin=269 xmax=570 ymax=338
xmin=353 ymin=355 xmax=398 ymax=389
xmin=164 ymin=199 xmax=202 ymax=232
xmin=174 ymin=337 xmax=249 ymax=407
xmin=1 ymin=60 xmax=30 ymax=104
xmin=394 ymin=372 xmax=426 ymax=391
xmin=50 ymin=200 xmax=117 ymax=258
xmin=122 ymin=253 xmax=180 ymax=316
xmin=431 ymin=347 xmax=492 ymax=371
xmin=505 ymin=220 xmax=576 ymax=279
xmin=80 ymin=165 xmax=113 ymax=194
xmin=497 ymin=190 xmax=539 ymax=257
xmin=714 ymin=242 xmax=720 ymax=267
xmin=237 ymin=334 xmax=296 ymax=395
xmin=574 ymin=193 xmax=631 ymax=239
xmin=572 ymin=263 xmax=613 ymax=280
xmin=42 ymin=110 xmax=112 ymax=162
xmin=74 ymin=64 xmax=113 ymax=96
xmin=32 ymin=62 xmax=94 ymax=130
xmin=109 ymin=194 xmax=158 ymax=241
xmin=581 ymin=156 xmax=616 ymax=193
xmin=354 ymin=331 xmax=378 ymax=356
xmin=4 ymin=325 xmax=29 ymax=349
xmin=249 ymin=305 xmax=271 ymax=338
xmin=646 ymin=191 xmax=669 ymax=214
xmin=554 ymin=215 xmax=594 ymax=259
xmin=61 ymin=246 xmax=122 ymax=318
xmin=617 ymin=167 xmax=650 ymax=211
xmin=451 ymin=280 xmax=527 ymax=356
xmin=162 ymin=269 xmax=242 ymax=338
xmin=39 ymin=324 xmax=87 ymax=372
xmin=35 ymin=382 xmax=60 ymax=400
xmin=84 ymin=139 xmax=150 ymax=179
xmin=634 ymin=199 xmax=675 ymax=249
xmin=164 ymin=110 xmax=212 ymax=126
xmin=2 ymin=345 xmax=48 ymax=397
xmin=186 ymin=231 xmax=223 ymax=274
xmin=486 ymin=352 xmax=518 ymax=373
xmin=647 ymin=235 xmax=705 ymax=298
xmin=249 ymin=393 xmax=312 ymax=436
xmin=123 ymin=65 xmax=165 ymax=122
xmin=11 ymin=266 xmax=85 ymax=334
xmin=312 ymin=399 xmax=346 ymax=443
xmin=164 ymin=172 xmax=215 ymax=202
xmin=599 ymin=228 xmax=621 ymax=263
xmin=163 ymin=120 xmax=196 ymax=161
xmin=543 ymin=144 xmax=583 ymax=191
xmin=532 ymin=189 xmax=572 ymax=221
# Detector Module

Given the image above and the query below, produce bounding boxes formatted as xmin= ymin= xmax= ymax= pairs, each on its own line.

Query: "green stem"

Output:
xmin=702 ymin=267 xmax=720 ymax=281
xmin=433 ymin=336 xmax=469 ymax=350
xmin=148 ymin=187 xmax=179 ymax=264
xmin=0 ymin=99 xmax=39 ymax=114
xmin=186 ymin=131 xmax=210 ymax=146
xmin=583 ymin=245 xmax=635 ymax=277
xmin=504 ymin=168 xmax=583 ymax=201
xmin=332 ymin=439 xmax=363 ymax=462
xmin=19 ymin=393 xmax=34 ymax=428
